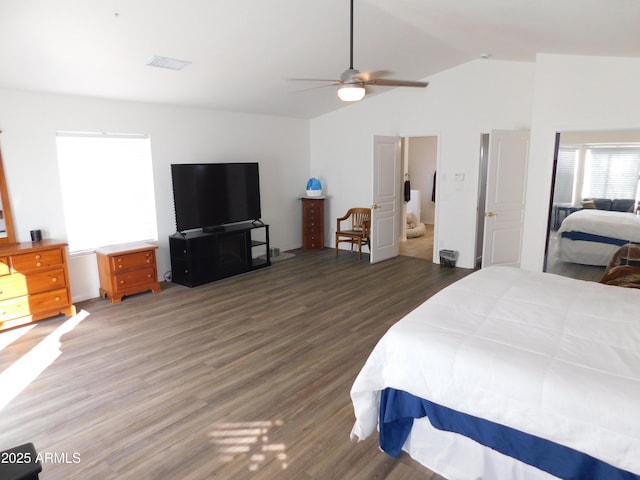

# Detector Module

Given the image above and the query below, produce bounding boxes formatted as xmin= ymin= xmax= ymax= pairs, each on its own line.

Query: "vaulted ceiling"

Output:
xmin=1 ymin=0 xmax=639 ymax=119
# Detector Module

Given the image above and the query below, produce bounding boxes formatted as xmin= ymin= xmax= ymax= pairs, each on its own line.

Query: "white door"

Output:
xmin=481 ymin=129 xmax=530 ymax=267
xmin=370 ymin=135 xmax=401 ymax=264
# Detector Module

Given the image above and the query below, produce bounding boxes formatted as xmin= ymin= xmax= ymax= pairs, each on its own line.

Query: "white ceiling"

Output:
xmin=0 ymin=0 xmax=639 ymax=119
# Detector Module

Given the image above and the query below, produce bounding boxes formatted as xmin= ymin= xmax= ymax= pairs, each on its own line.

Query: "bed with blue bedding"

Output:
xmin=556 ymin=209 xmax=640 ymax=266
xmin=350 ymin=266 xmax=640 ymax=480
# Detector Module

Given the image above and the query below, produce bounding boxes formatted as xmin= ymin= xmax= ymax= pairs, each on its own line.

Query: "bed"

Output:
xmin=350 ymin=266 xmax=640 ymax=480
xmin=555 ymin=209 xmax=640 ymax=266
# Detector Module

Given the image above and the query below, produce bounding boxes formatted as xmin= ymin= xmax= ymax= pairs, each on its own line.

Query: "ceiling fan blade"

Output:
xmin=365 ymin=79 xmax=429 ymax=88
xmin=290 ymin=0 xmax=427 ymax=103
xmin=353 ymin=70 xmax=393 ymax=82
xmin=291 ymin=83 xmax=342 ymax=94
xmin=289 ymin=78 xmax=341 ymax=83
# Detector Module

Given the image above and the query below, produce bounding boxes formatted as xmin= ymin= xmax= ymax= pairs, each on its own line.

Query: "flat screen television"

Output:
xmin=171 ymin=162 xmax=262 ymax=232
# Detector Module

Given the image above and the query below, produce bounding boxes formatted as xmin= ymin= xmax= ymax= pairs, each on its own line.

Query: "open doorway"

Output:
xmin=399 ymin=136 xmax=437 ymax=261
xmin=475 ymin=133 xmax=489 ymax=267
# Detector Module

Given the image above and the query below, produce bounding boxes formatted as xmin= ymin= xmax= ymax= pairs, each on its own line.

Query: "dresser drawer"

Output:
xmin=0 ymin=257 xmax=10 ymax=276
xmin=0 ymin=241 xmax=75 ymax=331
xmin=110 ymin=250 xmax=155 ymax=271
xmin=305 ymin=214 xmax=321 ymax=225
xmin=113 ymin=266 xmax=156 ymax=292
xmin=0 ymin=268 xmax=67 ymax=301
xmin=305 ymin=220 xmax=324 ymax=232
xmin=0 ymin=295 xmax=30 ymax=321
xmin=11 ymin=248 xmax=63 ymax=271
xmin=0 ymin=288 xmax=69 ymax=321
xmin=306 ymin=235 xmax=323 ymax=248
xmin=28 ymin=288 xmax=71 ymax=316
xmin=303 ymin=199 xmax=323 ymax=208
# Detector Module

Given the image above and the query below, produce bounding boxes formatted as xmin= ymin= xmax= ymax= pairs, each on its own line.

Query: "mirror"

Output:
xmin=0 ymin=135 xmax=16 ymax=245
xmin=544 ymin=129 xmax=640 ymax=282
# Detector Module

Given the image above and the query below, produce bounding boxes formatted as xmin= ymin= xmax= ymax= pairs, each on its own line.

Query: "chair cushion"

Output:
xmin=600 ymin=265 xmax=640 ymax=289
xmin=611 ymin=199 xmax=635 ymax=212
xmin=583 ymin=198 xmax=613 ymax=210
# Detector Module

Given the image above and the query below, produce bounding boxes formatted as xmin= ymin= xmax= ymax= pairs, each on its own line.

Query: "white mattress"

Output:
xmin=351 ymin=266 xmax=640 ymax=476
xmin=556 ymin=209 xmax=640 ymax=265
xmin=555 ymin=236 xmax=617 ymax=266
xmin=558 ymin=209 xmax=640 ymax=242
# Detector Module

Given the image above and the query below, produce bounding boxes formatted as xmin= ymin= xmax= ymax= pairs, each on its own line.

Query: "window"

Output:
xmin=583 ymin=146 xmax=640 ymax=200
xmin=56 ymin=132 xmax=158 ymax=253
xmin=553 ymin=146 xmax=579 ymax=204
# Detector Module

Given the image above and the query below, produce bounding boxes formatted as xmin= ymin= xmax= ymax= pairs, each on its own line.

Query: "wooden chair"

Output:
xmin=335 ymin=208 xmax=371 ymax=259
xmin=599 ymin=243 xmax=640 ymax=289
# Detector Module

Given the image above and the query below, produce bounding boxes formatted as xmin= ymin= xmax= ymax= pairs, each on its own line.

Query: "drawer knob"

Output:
xmin=146 ymin=259 xmax=151 ymax=263
xmin=36 ymin=262 xmax=42 ymax=267
xmin=147 ymin=274 xmax=151 ymax=278
xmin=118 ymin=265 xmax=123 ymax=269
xmin=35 ymin=254 xmax=42 ymax=260
xmin=117 ymin=258 xmax=123 ymax=262
xmin=119 ymin=280 xmax=125 ymax=284
xmin=51 ymin=277 xmax=58 ymax=283
xmin=55 ymin=296 xmax=61 ymax=301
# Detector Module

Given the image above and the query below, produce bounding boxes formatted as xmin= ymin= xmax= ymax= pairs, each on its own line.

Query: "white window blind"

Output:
xmin=553 ymin=147 xmax=579 ymax=204
xmin=583 ymin=146 xmax=640 ymax=200
xmin=56 ymin=132 xmax=158 ymax=253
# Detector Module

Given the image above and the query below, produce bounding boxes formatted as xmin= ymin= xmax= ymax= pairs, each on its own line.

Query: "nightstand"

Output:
xmin=96 ymin=243 xmax=161 ymax=303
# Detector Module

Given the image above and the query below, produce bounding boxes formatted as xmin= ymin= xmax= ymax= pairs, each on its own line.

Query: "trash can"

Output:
xmin=439 ymin=249 xmax=458 ymax=267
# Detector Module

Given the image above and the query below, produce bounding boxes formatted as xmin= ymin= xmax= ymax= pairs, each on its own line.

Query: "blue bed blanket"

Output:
xmin=560 ymin=231 xmax=637 ymax=246
xmin=379 ymin=388 xmax=639 ymax=480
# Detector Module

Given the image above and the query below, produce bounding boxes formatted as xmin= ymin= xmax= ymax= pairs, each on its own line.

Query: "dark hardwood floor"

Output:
xmin=0 ymin=249 xmax=471 ymax=480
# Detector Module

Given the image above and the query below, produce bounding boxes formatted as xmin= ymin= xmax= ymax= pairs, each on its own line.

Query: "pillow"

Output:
xmin=581 ymin=199 xmax=596 ymax=209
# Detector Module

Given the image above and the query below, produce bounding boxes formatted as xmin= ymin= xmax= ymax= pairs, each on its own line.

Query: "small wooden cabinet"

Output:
xmin=0 ymin=240 xmax=76 ymax=331
xmin=301 ymin=197 xmax=325 ymax=250
xmin=96 ymin=243 xmax=161 ymax=303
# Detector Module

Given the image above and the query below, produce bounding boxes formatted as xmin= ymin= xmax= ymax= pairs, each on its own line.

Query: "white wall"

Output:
xmin=0 ymin=89 xmax=310 ymax=301
xmin=3 ymin=54 xmax=634 ymax=301
xmin=521 ymin=54 xmax=640 ymax=270
xmin=311 ymin=55 xmax=640 ymax=270
xmin=310 ymin=59 xmax=535 ymax=268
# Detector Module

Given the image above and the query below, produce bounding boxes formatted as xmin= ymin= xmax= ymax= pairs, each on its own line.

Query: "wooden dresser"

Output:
xmin=301 ymin=197 xmax=325 ymax=250
xmin=96 ymin=243 xmax=161 ymax=303
xmin=0 ymin=240 xmax=76 ymax=331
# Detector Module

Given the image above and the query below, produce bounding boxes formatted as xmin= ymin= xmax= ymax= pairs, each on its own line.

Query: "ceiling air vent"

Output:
xmin=145 ymin=56 xmax=191 ymax=71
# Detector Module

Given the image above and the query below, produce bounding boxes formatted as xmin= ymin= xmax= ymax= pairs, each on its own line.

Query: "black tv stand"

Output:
xmin=202 ymin=225 xmax=226 ymax=233
xmin=169 ymin=222 xmax=270 ymax=287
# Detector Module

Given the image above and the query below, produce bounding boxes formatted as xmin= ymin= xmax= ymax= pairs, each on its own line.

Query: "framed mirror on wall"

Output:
xmin=0 ymin=133 xmax=16 ymax=245
xmin=544 ymin=129 xmax=640 ymax=282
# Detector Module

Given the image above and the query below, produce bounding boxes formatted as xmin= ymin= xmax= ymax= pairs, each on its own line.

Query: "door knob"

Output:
xmin=486 ymin=211 xmax=497 ymax=217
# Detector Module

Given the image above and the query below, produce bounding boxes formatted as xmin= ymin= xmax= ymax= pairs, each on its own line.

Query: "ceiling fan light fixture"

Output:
xmin=337 ymin=84 xmax=365 ymax=102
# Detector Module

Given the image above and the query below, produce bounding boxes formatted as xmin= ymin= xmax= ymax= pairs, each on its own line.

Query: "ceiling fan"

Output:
xmin=292 ymin=0 xmax=429 ymax=102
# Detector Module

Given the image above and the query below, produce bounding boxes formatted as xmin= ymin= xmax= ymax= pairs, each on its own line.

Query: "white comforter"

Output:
xmin=351 ymin=266 xmax=640 ymax=475
xmin=558 ymin=209 xmax=640 ymax=242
